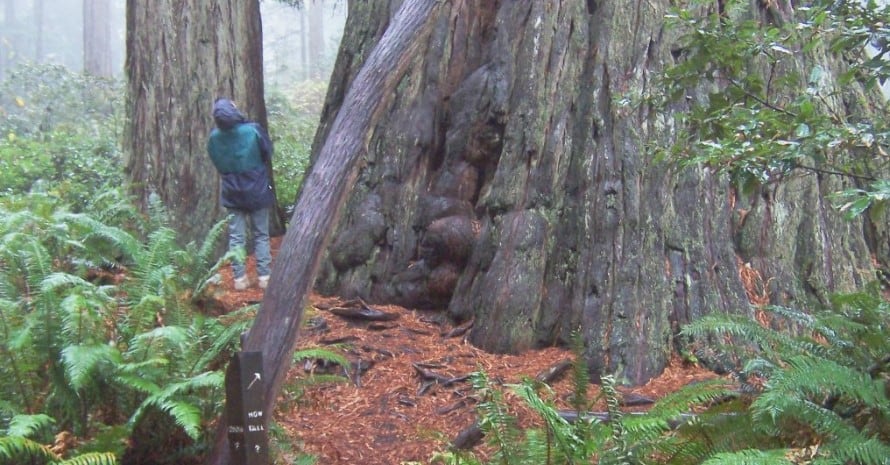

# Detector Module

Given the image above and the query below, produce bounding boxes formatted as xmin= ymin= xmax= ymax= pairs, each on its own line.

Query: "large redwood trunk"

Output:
xmin=312 ymin=0 xmax=881 ymax=385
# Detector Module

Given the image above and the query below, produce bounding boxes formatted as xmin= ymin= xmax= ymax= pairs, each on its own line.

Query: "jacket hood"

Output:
xmin=212 ymin=98 xmax=247 ymax=130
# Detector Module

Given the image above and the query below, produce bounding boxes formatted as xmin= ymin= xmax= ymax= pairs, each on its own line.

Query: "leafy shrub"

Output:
xmin=0 ymin=62 xmax=122 ymax=139
xmin=266 ymin=81 xmax=327 ymax=211
xmin=654 ymin=0 xmax=890 ymax=205
xmin=0 ymin=62 xmax=124 ymax=210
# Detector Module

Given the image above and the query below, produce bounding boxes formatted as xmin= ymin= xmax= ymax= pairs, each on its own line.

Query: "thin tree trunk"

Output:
xmin=33 ymin=0 xmax=43 ymax=61
xmin=0 ymin=0 xmax=15 ymax=80
xmin=307 ymin=0 xmax=325 ymax=79
xmin=206 ymin=1 xmax=441 ymax=463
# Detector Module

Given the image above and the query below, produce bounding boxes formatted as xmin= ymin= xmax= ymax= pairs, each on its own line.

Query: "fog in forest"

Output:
xmin=0 ymin=1 xmax=346 ymax=88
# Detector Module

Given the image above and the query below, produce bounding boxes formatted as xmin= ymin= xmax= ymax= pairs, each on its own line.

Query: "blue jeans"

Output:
xmin=227 ymin=207 xmax=271 ymax=279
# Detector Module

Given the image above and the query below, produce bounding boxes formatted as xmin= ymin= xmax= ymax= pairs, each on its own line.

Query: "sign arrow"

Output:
xmin=246 ymin=372 xmax=261 ymax=390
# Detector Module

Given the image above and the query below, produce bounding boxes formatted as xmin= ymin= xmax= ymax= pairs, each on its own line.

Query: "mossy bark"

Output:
xmin=314 ymin=0 xmax=882 ymax=385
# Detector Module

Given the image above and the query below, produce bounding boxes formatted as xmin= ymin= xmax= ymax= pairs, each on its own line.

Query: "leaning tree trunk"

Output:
xmin=124 ymin=0 xmax=284 ymax=246
xmin=314 ymin=0 xmax=882 ymax=385
xmin=206 ymin=1 xmax=442 ymax=463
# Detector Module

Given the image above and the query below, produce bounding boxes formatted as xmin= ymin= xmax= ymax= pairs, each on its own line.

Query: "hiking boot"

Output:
xmin=234 ymin=276 xmax=250 ymax=291
xmin=258 ymin=275 xmax=270 ymax=290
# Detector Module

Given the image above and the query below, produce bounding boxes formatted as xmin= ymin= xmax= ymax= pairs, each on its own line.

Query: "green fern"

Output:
xmin=293 ymin=347 xmax=352 ymax=372
xmin=174 ymin=218 xmax=229 ymax=299
xmin=0 ymin=193 xmax=245 ymax=463
xmin=0 ymin=435 xmax=57 ymax=464
xmin=472 ymin=371 xmax=521 ymax=464
xmin=127 ymin=371 xmax=224 ymax=440
xmin=700 ymin=448 xmax=793 ymax=465
xmin=57 ymin=452 xmax=118 ymax=465
xmin=4 ymin=414 xmax=56 ymax=438
xmin=512 ymin=380 xmax=597 ymax=463
xmin=679 ymin=285 xmax=890 ymax=464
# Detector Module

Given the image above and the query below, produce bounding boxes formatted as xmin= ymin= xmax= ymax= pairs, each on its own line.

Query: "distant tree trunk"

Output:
xmin=124 ymin=0 xmax=284 ymax=247
xmin=306 ymin=0 xmax=325 ymax=79
xmin=83 ymin=0 xmax=112 ymax=77
xmin=206 ymin=1 xmax=442 ymax=463
xmin=0 ymin=0 xmax=14 ymax=80
xmin=33 ymin=0 xmax=43 ymax=61
xmin=313 ymin=0 xmax=881 ymax=385
xmin=298 ymin=6 xmax=310 ymax=80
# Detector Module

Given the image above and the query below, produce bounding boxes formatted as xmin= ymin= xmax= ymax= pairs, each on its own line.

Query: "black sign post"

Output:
xmin=225 ymin=351 xmax=269 ymax=465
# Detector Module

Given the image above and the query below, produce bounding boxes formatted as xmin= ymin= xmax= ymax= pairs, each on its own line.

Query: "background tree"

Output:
xmin=308 ymin=0 xmax=887 ymax=385
xmin=83 ymin=0 xmax=111 ymax=78
xmin=33 ymin=0 xmax=43 ymax=61
xmin=305 ymin=0 xmax=326 ymax=80
xmin=124 ymin=0 xmax=284 ymax=246
xmin=0 ymin=0 xmax=16 ymax=80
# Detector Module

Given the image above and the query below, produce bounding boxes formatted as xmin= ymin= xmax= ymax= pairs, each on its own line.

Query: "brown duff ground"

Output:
xmin=209 ymin=237 xmax=723 ymax=465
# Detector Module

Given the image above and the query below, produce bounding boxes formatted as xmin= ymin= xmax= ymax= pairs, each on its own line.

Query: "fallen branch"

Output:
xmin=443 ymin=319 xmax=473 ymax=338
xmin=328 ymin=303 xmax=400 ymax=321
xmin=534 ymin=359 xmax=572 ymax=384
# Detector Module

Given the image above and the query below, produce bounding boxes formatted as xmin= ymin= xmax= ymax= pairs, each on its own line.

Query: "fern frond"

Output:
xmin=175 ymin=218 xmax=228 ymax=295
xmin=21 ymin=237 xmax=56 ymax=291
xmin=193 ymin=219 xmax=227 ymax=269
xmin=61 ymin=344 xmax=121 ymax=391
xmin=798 ymin=356 xmax=883 ymax=406
xmin=681 ymin=314 xmax=816 ymax=363
xmin=128 ymin=371 xmax=223 ymax=441
xmin=296 ymin=374 xmax=351 ymax=385
xmin=114 ymin=372 xmax=162 ymax=395
xmin=512 ymin=380 xmax=593 ymax=462
xmin=58 ymin=451 xmax=118 ymax=465
xmin=60 ymin=212 xmax=141 ymax=262
xmin=39 ymin=272 xmax=92 ymax=293
xmin=0 ymin=435 xmax=58 ymax=463
xmin=293 ymin=347 xmax=352 ymax=372
xmin=471 ymin=371 xmax=520 ymax=463
xmin=129 ymin=325 xmax=189 ymax=356
xmin=152 ymin=400 xmax=202 ymax=440
xmin=126 ymin=227 xmax=177 ymax=301
xmin=4 ymin=414 xmax=55 ymax=438
xmin=648 ymin=378 xmax=738 ymax=419
xmin=187 ymin=319 xmax=245 ymax=375
xmin=826 ymin=435 xmax=890 ymax=465
xmin=59 ymin=291 xmax=114 ymax=346
xmin=701 ymin=448 xmax=793 ymax=465
xmin=569 ymin=328 xmax=590 ymax=413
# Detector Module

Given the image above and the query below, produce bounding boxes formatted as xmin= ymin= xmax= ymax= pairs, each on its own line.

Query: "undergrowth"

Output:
xmin=0 ymin=193 xmax=254 ymax=465
xmin=428 ymin=286 xmax=890 ymax=464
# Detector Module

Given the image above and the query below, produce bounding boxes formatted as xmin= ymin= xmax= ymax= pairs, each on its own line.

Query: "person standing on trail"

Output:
xmin=206 ymin=98 xmax=274 ymax=290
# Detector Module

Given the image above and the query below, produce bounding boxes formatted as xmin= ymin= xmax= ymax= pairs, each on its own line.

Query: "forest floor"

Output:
xmin=208 ymin=237 xmax=724 ymax=465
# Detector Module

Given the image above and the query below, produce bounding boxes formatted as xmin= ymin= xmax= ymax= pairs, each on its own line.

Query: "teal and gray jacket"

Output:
xmin=207 ymin=98 xmax=274 ymax=211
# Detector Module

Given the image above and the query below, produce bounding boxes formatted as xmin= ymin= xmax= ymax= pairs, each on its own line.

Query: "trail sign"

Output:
xmin=225 ymin=351 xmax=269 ymax=465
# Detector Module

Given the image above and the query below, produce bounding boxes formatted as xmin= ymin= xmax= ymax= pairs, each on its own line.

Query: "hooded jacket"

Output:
xmin=207 ymin=99 xmax=274 ymax=211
